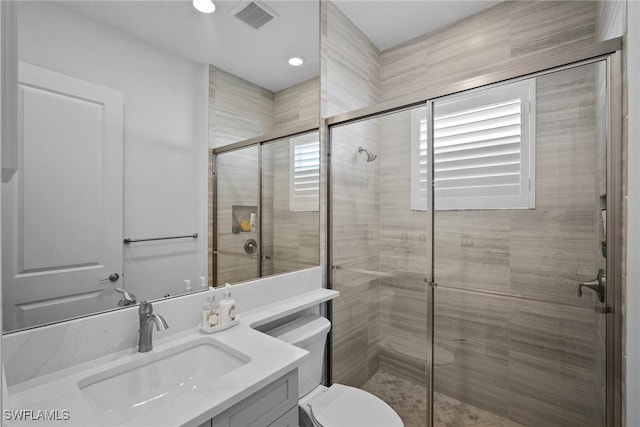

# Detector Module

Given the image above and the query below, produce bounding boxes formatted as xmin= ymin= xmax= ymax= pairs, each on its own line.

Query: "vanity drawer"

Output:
xmin=269 ymin=406 xmax=298 ymax=427
xmin=212 ymin=369 xmax=298 ymax=427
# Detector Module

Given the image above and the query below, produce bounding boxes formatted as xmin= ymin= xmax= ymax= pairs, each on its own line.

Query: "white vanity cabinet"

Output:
xmin=196 ymin=369 xmax=299 ymax=427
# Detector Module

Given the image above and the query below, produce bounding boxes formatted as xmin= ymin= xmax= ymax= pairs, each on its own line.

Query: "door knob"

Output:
xmin=577 ymin=269 xmax=605 ymax=303
xmin=99 ymin=273 xmax=120 ymax=282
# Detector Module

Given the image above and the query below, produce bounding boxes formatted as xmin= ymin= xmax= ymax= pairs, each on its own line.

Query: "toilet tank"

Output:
xmin=265 ymin=313 xmax=331 ymax=397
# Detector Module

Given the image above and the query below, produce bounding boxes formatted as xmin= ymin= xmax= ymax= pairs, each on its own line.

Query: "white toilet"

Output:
xmin=266 ymin=313 xmax=404 ymax=427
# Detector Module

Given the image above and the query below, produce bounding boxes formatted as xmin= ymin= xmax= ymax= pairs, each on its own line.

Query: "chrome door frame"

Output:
xmin=607 ymin=49 xmax=624 ymax=427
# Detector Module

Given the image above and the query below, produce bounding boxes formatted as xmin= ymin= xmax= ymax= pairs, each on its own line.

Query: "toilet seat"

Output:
xmin=307 ymin=384 xmax=403 ymax=427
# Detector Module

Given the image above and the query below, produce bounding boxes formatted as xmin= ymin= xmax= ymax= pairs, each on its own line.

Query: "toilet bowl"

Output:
xmin=265 ymin=313 xmax=403 ymax=427
xmin=299 ymin=383 xmax=403 ymax=427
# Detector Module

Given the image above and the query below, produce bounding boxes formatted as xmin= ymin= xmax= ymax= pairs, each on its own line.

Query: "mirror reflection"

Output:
xmin=215 ymin=146 xmax=261 ymax=284
xmin=2 ymin=0 xmax=319 ymax=332
xmin=214 ymin=131 xmax=320 ymax=286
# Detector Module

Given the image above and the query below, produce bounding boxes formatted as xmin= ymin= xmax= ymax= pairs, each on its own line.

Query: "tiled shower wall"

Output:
xmin=207 ymin=67 xmax=319 ymax=285
xmin=378 ymin=1 xmax=597 ymax=103
xmin=323 ymin=1 xmax=617 ymax=426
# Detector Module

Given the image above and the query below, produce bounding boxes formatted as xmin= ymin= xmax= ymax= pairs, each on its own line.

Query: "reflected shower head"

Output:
xmin=358 ymin=146 xmax=377 ymax=162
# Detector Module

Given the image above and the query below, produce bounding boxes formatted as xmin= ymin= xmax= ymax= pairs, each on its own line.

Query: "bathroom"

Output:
xmin=0 ymin=0 xmax=638 ymax=426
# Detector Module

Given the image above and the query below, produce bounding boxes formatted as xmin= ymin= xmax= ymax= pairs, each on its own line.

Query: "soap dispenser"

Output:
xmin=202 ymin=287 xmax=220 ymax=328
xmin=220 ymin=283 xmax=236 ymax=325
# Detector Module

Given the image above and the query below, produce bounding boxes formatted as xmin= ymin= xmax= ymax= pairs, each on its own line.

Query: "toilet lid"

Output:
xmin=309 ymin=384 xmax=403 ymax=427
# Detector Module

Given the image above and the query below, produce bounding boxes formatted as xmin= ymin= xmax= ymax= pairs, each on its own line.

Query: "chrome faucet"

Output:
xmin=138 ymin=301 xmax=169 ymax=353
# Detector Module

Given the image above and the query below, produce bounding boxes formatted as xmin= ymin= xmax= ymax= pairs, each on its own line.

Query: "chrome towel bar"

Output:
xmin=124 ymin=233 xmax=198 ymax=244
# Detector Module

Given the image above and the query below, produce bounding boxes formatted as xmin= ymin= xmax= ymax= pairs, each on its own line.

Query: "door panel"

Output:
xmin=2 ymin=63 xmax=124 ymax=331
xmin=21 ymin=83 xmax=103 ymax=271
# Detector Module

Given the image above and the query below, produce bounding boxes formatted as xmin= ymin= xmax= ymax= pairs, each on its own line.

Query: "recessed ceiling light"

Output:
xmin=288 ymin=56 xmax=304 ymax=67
xmin=193 ymin=0 xmax=215 ymax=14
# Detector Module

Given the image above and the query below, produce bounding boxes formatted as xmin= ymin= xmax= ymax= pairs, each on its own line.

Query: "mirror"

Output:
xmin=2 ymin=0 xmax=319 ymax=332
xmin=214 ymin=130 xmax=320 ymax=286
xmin=214 ymin=145 xmax=261 ymax=284
xmin=261 ymin=132 xmax=320 ymax=277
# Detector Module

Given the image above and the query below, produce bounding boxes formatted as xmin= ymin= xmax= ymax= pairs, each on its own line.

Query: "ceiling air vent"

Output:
xmin=231 ymin=1 xmax=278 ymax=30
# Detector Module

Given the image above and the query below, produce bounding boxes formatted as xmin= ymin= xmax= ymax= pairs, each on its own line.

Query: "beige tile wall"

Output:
xmin=274 ymin=78 xmax=320 ymax=128
xmin=379 ymin=1 xmax=596 ymax=103
xmin=208 ymin=66 xmax=275 ymax=150
xmin=321 ymin=0 xmax=382 ymax=387
xmin=321 ymin=1 xmax=380 ymax=118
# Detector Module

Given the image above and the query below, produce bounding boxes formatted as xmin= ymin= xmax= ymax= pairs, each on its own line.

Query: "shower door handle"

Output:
xmin=577 ymin=269 xmax=605 ymax=303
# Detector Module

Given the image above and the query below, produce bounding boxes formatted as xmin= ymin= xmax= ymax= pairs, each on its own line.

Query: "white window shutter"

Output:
xmin=411 ymin=108 xmax=429 ymax=211
xmin=411 ymin=78 xmax=536 ymax=211
xmin=290 ymin=134 xmax=320 ymax=212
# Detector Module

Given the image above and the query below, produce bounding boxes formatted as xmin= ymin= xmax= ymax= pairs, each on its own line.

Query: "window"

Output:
xmin=411 ymin=79 xmax=536 ymax=211
xmin=290 ymin=134 xmax=320 ymax=212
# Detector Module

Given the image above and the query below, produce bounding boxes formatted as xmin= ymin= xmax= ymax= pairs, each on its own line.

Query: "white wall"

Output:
xmin=626 ymin=2 xmax=639 ymax=426
xmin=17 ymin=2 xmax=209 ymax=301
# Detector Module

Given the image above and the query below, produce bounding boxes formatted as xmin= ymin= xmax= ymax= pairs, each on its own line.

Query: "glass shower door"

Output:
xmin=431 ymin=61 xmax=608 ymax=427
xmin=261 ymin=131 xmax=321 ymax=277
xmin=329 ymin=105 xmax=433 ymax=427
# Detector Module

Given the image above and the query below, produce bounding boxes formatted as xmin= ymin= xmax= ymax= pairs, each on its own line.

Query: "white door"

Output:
xmin=2 ymin=63 xmax=124 ymax=331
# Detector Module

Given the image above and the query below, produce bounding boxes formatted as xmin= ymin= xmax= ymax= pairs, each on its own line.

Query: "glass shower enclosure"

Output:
xmin=329 ymin=58 xmax=616 ymax=427
xmin=213 ymin=129 xmax=320 ymax=286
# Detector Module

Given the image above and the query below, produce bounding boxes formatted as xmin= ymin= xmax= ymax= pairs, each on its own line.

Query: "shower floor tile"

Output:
xmin=362 ymin=371 xmax=524 ymax=427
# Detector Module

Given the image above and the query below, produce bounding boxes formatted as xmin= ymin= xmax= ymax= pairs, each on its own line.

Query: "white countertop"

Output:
xmin=7 ymin=288 xmax=339 ymax=427
xmin=243 ymin=288 xmax=339 ymax=328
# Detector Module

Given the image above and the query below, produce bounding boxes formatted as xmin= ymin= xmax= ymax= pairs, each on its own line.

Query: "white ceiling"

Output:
xmin=57 ymin=0 xmax=320 ymax=93
xmin=333 ymin=1 xmax=501 ymax=51
xmin=56 ymin=1 xmax=501 ymax=93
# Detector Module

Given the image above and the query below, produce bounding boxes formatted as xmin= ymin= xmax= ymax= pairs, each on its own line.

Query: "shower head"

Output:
xmin=358 ymin=146 xmax=377 ymax=162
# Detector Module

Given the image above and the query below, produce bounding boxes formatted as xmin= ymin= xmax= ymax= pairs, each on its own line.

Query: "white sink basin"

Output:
xmin=78 ymin=337 xmax=250 ymax=425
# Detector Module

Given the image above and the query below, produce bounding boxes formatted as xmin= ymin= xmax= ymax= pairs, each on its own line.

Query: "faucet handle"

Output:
xmin=138 ymin=301 xmax=153 ymax=315
xmin=115 ymin=288 xmax=137 ymax=307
